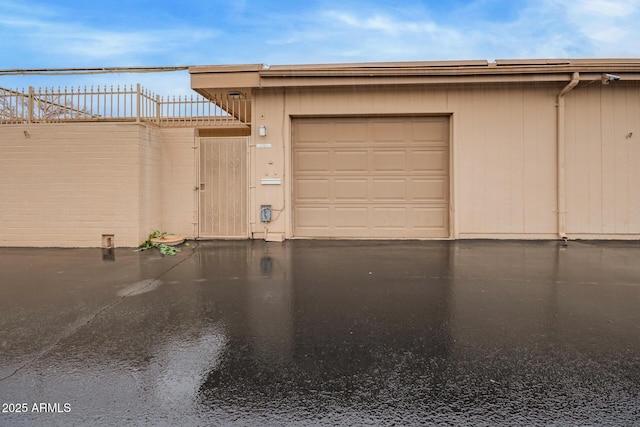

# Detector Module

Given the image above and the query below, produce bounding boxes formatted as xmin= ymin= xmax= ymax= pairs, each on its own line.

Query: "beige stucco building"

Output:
xmin=1 ymin=59 xmax=639 ymax=247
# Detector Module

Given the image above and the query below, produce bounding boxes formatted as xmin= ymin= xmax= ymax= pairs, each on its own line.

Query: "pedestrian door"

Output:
xmin=198 ymin=137 xmax=249 ymax=238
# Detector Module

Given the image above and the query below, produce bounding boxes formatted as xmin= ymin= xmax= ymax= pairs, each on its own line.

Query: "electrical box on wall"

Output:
xmin=260 ymin=205 xmax=272 ymax=222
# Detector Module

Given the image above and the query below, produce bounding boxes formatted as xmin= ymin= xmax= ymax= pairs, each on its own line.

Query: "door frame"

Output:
xmin=197 ymin=136 xmax=250 ymax=239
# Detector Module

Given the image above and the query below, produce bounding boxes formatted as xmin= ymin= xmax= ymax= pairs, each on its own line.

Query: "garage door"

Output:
xmin=292 ymin=116 xmax=450 ymax=238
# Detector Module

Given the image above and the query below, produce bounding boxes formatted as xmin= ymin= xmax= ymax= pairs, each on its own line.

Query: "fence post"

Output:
xmin=136 ymin=83 xmax=141 ymax=123
xmin=156 ymin=95 xmax=161 ymax=124
xmin=27 ymin=86 xmax=34 ymax=123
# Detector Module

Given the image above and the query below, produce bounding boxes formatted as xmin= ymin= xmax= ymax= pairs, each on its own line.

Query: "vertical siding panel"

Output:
xmin=567 ymin=90 xmax=600 ymax=232
xmin=230 ymin=140 xmax=236 ymax=236
xmin=484 ymin=86 xmax=500 ymax=233
xmin=565 ymin=89 xmax=577 ymax=233
xmin=471 ymin=87 xmax=488 ymax=233
xmin=223 ymin=141 xmax=230 ymax=236
xmin=509 ymin=85 xmax=525 ymax=233
xmin=522 ymin=88 xmax=539 ymax=234
xmin=601 ymin=87 xmax=617 ymax=234
xmin=232 ymin=140 xmax=239 ymax=236
xmin=566 ymin=89 xmax=578 ymax=234
xmin=221 ymin=141 xmax=229 ymax=236
xmin=541 ymin=88 xmax=559 ymax=234
xmin=241 ymin=139 xmax=248 ymax=237
xmin=210 ymin=142 xmax=218 ymax=236
xmin=494 ymin=86 xmax=512 ymax=233
xmin=200 ymin=141 xmax=207 ymax=236
xmin=472 ymin=87 xmax=495 ymax=233
xmin=587 ymin=88 xmax=604 ymax=233
xmin=568 ymin=87 xmax=603 ymax=234
xmin=613 ymin=87 xmax=629 ymax=233
xmin=451 ymin=87 xmax=475 ymax=234
xmin=587 ymin=88 xmax=604 ymax=232
xmin=523 ymin=85 xmax=555 ymax=234
xmin=212 ymin=141 xmax=220 ymax=235
xmin=628 ymin=85 xmax=640 ymax=232
xmin=209 ymin=141 xmax=216 ymax=236
xmin=216 ymin=141 xmax=223 ymax=236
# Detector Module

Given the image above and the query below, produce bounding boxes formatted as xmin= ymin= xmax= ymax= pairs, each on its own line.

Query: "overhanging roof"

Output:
xmin=190 ymin=58 xmax=640 ymax=99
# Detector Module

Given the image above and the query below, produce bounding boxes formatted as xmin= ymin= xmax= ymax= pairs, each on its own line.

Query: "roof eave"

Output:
xmin=189 ymin=59 xmax=640 ymax=92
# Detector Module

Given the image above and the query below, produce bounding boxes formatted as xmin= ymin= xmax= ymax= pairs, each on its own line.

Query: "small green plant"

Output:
xmin=137 ymin=231 xmax=181 ymax=256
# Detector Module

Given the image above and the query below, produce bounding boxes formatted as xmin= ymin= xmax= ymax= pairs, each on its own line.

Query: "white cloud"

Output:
xmin=548 ymin=0 xmax=640 ymax=55
xmin=57 ymin=29 xmax=218 ymax=61
xmin=0 ymin=3 xmax=219 ymax=64
xmin=263 ymin=8 xmax=471 ymax=63
xmin=326 ymin=12 xmax=407 ymax=35
xmin=577 ymin=0 xmax=640 ymax=17
xmin=299 ymin=0 xmax=640 ymax=62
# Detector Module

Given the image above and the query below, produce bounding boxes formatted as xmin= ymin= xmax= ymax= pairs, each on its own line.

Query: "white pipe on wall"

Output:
xmin=556 ymin=72 xmax=580 ymax=240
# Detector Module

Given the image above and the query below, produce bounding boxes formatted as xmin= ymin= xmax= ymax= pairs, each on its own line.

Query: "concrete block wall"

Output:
xmin=160 ymin=128 xmax=197 ymax=239
xmin=138 ymin=125 xmax=164 ymax=244
xmin=0 ymin=123 xmax=141 ymax=247
xmin=0 ymin=123 xmax=197 ymax=247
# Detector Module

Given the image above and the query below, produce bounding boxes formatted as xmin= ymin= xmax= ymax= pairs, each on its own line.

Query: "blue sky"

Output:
xmin=1 ymin=0 xmax=639 ymax=95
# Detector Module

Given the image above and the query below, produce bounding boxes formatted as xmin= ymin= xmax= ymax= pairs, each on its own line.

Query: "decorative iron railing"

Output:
xmin=0 ymin=85 xmax=250 ymax=127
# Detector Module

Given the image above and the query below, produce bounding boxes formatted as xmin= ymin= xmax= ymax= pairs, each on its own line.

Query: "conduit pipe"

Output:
xmin=556 ymin=72 xmax=580 ymax=240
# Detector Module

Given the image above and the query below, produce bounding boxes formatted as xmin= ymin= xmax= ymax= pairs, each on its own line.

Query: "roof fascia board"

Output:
xmin=189 ymin=60 xmax=640 ymax=92
xmin=265 ymin=60 xmax=489 ymax=71
xmin=256 ymin=74 xmax=576 ymax=88
xmin=190 ymin=64 xmax=264 ymax=74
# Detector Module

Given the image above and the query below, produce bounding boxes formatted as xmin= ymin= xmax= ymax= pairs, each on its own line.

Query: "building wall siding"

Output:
xmin=1 ymin=79 xmax=637 ymax=246
xmin=253 ymin=83 xmax=560 ymax=239
xmin=449 ymin=84 xmax=557 ymax=237
xmin=565 ymin=83 xmax=640 ymax=235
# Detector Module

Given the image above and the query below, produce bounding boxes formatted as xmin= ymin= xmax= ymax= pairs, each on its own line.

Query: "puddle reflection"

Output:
xmin=1 ymin=241 xmax=639 ymax=425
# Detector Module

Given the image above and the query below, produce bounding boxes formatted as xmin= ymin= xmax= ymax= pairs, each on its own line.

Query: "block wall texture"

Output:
xmin=0 ymin=123 xmax=141 ymax=247
xmin=138 ymin=125 xmax=163 ymax=244
xmin=0 ymin=123 xmax=196 ymax=247
xmin=160 ymin=128 xmax=197 ymax=239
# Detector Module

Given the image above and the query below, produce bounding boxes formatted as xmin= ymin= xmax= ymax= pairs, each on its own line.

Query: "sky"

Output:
xmin=1 ymin=0 xmax=639 ymax=95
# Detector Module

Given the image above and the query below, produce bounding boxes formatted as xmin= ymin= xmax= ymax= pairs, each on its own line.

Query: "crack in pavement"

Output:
xmin=0 ymin=245 xmax=197 ymax=383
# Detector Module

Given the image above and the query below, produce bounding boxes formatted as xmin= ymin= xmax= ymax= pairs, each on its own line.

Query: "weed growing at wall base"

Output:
xmin=137 ymin=231 xmax=182 ymax=256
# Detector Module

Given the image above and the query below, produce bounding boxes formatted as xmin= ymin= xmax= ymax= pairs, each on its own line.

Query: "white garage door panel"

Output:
xmin=293 ymin=116 xmax=450 ymax=238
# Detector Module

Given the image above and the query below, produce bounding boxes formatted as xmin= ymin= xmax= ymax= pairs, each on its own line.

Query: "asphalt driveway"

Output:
xmin=1 ymin=240 xmax=639 ymax=425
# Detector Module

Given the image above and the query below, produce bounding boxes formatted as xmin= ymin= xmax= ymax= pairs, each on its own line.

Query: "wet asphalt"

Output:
xmin=0 ymin=240 xmax=639 ymax=426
